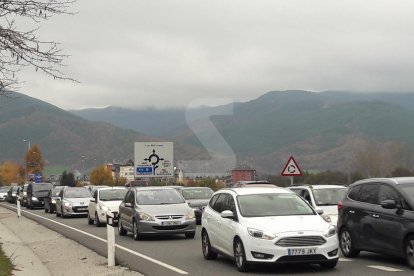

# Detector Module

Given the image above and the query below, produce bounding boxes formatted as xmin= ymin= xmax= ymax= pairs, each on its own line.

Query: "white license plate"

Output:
xmin=161 ymin=221 xmax=180 ymax=226
xmin=287 ymin=248 xmax=317 ymax=255
xmin=78 ymin=208 xmax=87 ymax=211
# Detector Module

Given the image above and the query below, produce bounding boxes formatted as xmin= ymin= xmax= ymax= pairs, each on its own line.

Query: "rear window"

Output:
xmin=400 ymin=184 xmax=414 ymax=202
xmin=182 ymin=188 xmax=213 ymax=200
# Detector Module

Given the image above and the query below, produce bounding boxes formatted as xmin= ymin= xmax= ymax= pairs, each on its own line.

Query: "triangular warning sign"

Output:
xmin=281 ymin=156 xmax=302 ymax=176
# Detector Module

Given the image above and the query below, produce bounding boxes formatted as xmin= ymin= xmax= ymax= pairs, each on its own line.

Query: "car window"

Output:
xmin=379 ymin=184 xmax=400 ymax=202
xmin=358 ymin=183 xmax=379 ymax=205
xmin=237 ymin=193 xmax=315 ymax=217
xmin=312 ymin=188 xmax=348 ymax=206
xmin=33 ymin=183 xmax=52 ymax=192
xmin=64 ymin=188 xmax=92 ymax=198
xmin=94 ymin=190 xmax=98 ymax=200
xmin=124 ymin=190 xmax=134 ymax=204
xmin=290 ymin=189 xmax=302 ymax=196
xmin=136 ymin=189 xmax=185 ymax=205
xmin=211 ymin=194 xmax=228 ymax=213
xmin=99 ymin=189 xmax=127 ymax=201
xmin=223 ymin=195 xmax=237 ymax=214
xmin=303 ymin=190 xmax=312 ymax=204
xmin=348 ymin=185 xmax=361 ymax=201
xmin=182 ymin=188 xmax=213 ymax=200
xmin=209 ymin=194 xmax=220 ymax=208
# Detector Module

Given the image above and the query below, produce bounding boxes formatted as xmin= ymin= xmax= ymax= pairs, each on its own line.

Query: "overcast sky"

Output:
xmin=17 ymin=0 xmax=414 ymax=110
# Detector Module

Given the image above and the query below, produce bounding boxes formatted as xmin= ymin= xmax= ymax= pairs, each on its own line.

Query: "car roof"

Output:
xmin=290 ymin=184 xmax=347 ymax=189
xmin=98 ymin=187 xmax=127 ymax=191
xmin=353 ymin=177 xmax=414 ymax=185
xmin=181 ymin=187 xmax=212 ymax=190
xmin=133 ymin=186 xmax=176 ymax=191
xmin=219 ymin=187 xmax=292 ymax=196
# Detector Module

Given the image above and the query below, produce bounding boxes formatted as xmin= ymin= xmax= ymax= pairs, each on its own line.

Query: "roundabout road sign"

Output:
xmin=281 ymin=156 xmax=302 ymax=176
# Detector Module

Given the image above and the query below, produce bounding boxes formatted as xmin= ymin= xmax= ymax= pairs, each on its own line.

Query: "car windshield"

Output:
xmin=33 ymin=184 xmax=53 ymax=192
xmin=12 ymin=186 xmax=19 ymax=192
xmin=400 ymin=184 xmax=414 ymax=201
xmin=312 ymin=188 xmax=348 ymax=206
xmin=136 ymin=189 xmax=185 ymax=205
xmin=182 ymin=188 xmax=213 ymax=200
xmin=0 ymin=187 xmax=9 ymax=192
xmin=64 ymin=189 xmax=92 ymax=198
xmin=51 ymin=187 xmax=64 ymax=196
xmin=237 ymin=193 xmax=315 ymax=217
xmin=99 ymin=189 xmax=127 ymax=201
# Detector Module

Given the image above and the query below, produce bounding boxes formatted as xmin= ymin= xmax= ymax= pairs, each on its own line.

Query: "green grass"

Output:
xmin=0 ymin=246 xmax=13 ymax=276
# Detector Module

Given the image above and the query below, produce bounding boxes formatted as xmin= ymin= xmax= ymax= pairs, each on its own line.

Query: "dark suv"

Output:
xmin=337 ymin=177 xmax=414 ymax=269
xmin=26 ymin=182 xmax=53 ymax=209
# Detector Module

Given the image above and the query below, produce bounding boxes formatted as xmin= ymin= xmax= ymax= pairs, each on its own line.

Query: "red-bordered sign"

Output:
xmin=281 ymin=156 xmax=302 ymax=176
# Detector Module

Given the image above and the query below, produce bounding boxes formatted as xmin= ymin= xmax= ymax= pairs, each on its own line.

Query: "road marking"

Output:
xmin=339 ymin=258 xmax=352 ymax=262
xmin=1 ymin=204 xmax=188 ymax=275
xmin=368 ymin=265 xmax=404 ymax=272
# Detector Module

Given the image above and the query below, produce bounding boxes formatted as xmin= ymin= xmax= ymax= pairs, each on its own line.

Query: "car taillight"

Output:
xmin=337 ymin=201 xmax=343 ymax=212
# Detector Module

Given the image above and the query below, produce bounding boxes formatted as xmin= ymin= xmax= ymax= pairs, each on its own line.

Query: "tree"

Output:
xmin=60 ymin=170 xmax=75 ymax=186
xmin=0 ymin=0 xmax=76 ymax=94
xmin=0 ymin=161 xmax=23 ymax=184
xmin=25 ymin=144 xmax=45 ymax=178
xmin=90 ymin=165 xmax=113 ymax=186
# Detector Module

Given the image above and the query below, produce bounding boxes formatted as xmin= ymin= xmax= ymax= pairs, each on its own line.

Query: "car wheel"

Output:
xmin=44 ymin=206 xmax=48 ymax=213
xmin=320 ymin=259 xmax=338 ymax=269
xmin=201 ymin=231 xmax=217 ymax=260
xmin=405 ymin=235 xmax=414 ymax=269
xmin=234 ymin=238 xmax=248 ymax=272
xmin=56 ymin=207 xmax=61 ymax=217
xmin=49 ymin=206 xmax=54 ymax=214
xmin=340 ymin=228 xmax=360 ymax=257
xmin=61 ymin=207 xmax=66 ymax=218
xmin=133 ymin=220 xmax=142 ymax=240
xmin=185 ymin=232 xmax=196 ymax=239
xmin=88 ymin=213 xmax=94 ymax=225
xmin=95 ymin=212 xmax=102 ymax=227
xmin=118 ymin=220 xmax=127 ymax=236
xmin=30 ymin=202 xmax=34 ymax=210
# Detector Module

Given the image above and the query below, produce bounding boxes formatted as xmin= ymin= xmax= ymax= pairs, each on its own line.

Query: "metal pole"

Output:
xmin=17 ymin=198 xmax=21 ymax=218
xmin=107 ymin=212 xmax=115 ymax=267
xmin=290 ymin=176 xmax=293 ymax=186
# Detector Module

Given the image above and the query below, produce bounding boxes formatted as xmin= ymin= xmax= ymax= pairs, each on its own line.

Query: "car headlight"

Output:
xmin=32 ymin=196 xmax=38 ymax=201
xmin=322 ymin=214 xmax=332 ymax=223
xmin=186 ymin=209 xmax=195 ymax=219
xmin=64 ymin=202 xmax=72 ymax=207
xmin=100 ymin=205 xmax=109 ymax=212
xmin=51 ymin=199 xmax=56 ymax=204
xmin=247 ymin=228 xmax=276 ymax=240
xmin=324 ymin=225 xmax=336 ymax=238
xmin=139 ymin=212 xmax=154 ymax=221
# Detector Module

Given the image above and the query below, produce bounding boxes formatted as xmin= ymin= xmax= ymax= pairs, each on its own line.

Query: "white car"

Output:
xmin=201 ymin=187 xmax=339 ymax=272
xmin=88 ymin=187 xmax=127 ymax=227
xmin=288 ymin=185 xmax=348 ymax=224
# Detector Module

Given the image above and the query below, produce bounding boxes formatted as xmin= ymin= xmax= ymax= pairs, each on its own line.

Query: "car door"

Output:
xmin=56 ymin=190 xmax=64 ymax=213
xmin=207 ymin=194 xmax=227 ymax=249
xmin=370 ymin=183 xmax=410 ymax=255
xmin=121 ymin=190 xmax=135 ymax=231
xmin=45 ymin=190 xmax=51 ymax=210
xmin=89 ymin=190 xmax=98 ymax=219
xmin=218 ymin=194 xmax=239 ymax=256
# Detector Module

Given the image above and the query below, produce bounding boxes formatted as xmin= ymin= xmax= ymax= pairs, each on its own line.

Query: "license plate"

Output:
xmin=161 ymin=221 xmax=180 ymax=226
xmin=78 ymin=208 xmax=87 ymax=211
xmin=287 ymin=248 xmax=317 ymax=255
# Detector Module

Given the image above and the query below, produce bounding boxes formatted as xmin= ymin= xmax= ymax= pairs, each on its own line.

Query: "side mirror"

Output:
xmin=90 ymin=198 xmax=96 ymax=203
xmin=125 ymin=202 xmax=133 ymax=208
xmin=381 ymin=199 xmax=397 ymax=209
xmin=56 ymin=197 xmax=61 ymax=201
xmin=315 ymin=208 xmax=324 ymax=215
xmin=221 ymin=210 xmax=235 ymax=219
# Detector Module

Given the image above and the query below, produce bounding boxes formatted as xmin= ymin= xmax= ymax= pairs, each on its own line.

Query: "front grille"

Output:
xmin=155 ymin=215 xmax=184 ymax=220
xmin=152 ymin=225 xmax=188 ymax=230
xmin=276 ymin=254 xmax=327 ymax=263
xmin=72 ymin=206 xmax=88 ymax=213
xmin=276 ymin=236 xmax=326 ymax=247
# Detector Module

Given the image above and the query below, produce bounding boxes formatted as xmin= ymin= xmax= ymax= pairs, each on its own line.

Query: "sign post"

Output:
xmin=281 ymin=156 xmax=302 ymax=186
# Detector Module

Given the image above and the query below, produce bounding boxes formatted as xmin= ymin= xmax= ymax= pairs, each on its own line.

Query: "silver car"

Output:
xmin=118 ymin=187 xmax=196 ymax=239
xmin=56 ymin=187 xmax=93 ymax=218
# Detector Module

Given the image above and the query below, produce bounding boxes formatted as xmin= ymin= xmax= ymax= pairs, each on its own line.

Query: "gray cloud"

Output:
xmin=17 ymin=0 xmax=414 ymax=109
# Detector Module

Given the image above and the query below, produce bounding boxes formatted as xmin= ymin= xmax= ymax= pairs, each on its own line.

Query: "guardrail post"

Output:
xmin=17 ymin=197 xmax=21 ymax=218
xmin=106 ymin=211 xmax=116 ymax=267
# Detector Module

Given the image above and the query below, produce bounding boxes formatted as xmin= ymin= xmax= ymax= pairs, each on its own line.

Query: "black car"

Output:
xmin=26 ymin=182 xmax=53 ymax=209
xmin=337 ymin=177 xmax=414 ymax=269
xmin=180 ymin=187 xmax=213 ymax=224
xmin=44 ymin=185 xmax=65 ymax=213
xmin=7 ymin=186 xmax=20 ymax=203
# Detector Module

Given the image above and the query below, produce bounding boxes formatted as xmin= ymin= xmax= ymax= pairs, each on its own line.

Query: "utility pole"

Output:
xmin=23 ymin=139 xmax=31 ymax=183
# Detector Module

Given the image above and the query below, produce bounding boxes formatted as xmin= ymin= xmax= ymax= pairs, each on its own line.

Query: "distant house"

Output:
xmin=226 ymin=165 xmax=256 ymax=187
xmin=108 ymin=159 xmax=135 ymax=182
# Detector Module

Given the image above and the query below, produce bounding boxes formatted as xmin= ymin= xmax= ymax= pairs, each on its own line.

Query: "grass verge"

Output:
xmin=0 ymin=245 xmax=13 ymax=276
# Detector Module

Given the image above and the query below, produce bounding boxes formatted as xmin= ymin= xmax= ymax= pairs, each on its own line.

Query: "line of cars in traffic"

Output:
xmin=2 ymin=177 xmax=414 ymax=272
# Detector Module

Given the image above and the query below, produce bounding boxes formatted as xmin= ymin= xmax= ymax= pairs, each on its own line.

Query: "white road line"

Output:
xmin=339 ymin=258 xmax=352 ymax=262
xmin=1 ymin=204 xmax=188 ymax=275
xmin=368 ymin=265 xmax=404 ymax=272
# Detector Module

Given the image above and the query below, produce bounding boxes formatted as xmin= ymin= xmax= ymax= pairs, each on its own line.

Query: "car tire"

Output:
xmin=61 ymin=207 xmax=66 ymax=218
xmin=185 ymin=232 xmax=196 ymax=239
xmin=88 ymin=213 xmax=94 ymax=225
xmin=56 ymin=207 xmax=61 ymax=217
xmin=49 ymin=206 xmax=54 ymax=214
xmin=118 ymin=220 xmax=127 ymax=236
xmin=339 ymin=228 xmax=360 ymax=258
xmin=95 ymin=212 xmax=102 ymax=227
xmin=201 ymin=231 xmax=217 ymax=260
xmin=30 ymin=202 xmax=34 ymax=210
xmin=234 ymin=238 xmax=248 ymax=272
xmin=320 ymin=259 xmax=338 ymax=269
xmin=133 ymin=220 xmax=142 ymax=240
xmin=404 ymin=235 xmax=414 ymax=270
xmin=44 ymin=206 xmax=48 ymax=213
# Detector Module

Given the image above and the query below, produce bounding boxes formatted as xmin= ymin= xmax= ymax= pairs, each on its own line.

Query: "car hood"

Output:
xmin=243 ymin=215 xmax=330 ymax=235
xmin=186 ymin=199 xmax=209 ymax=208
xmin=138 ymin=203 xmax=191 ymax=216
xmin=100 ymin=201 xmax=122 ymax=210
xmin=317 ymin=205 xmax=338 ymax=217
xmin=0 ymin=192 xmax=7 ymax=196
xmin=65 ymin=197 xmax=92 ymax=206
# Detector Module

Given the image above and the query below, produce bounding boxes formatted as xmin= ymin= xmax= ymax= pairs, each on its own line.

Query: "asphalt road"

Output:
xmin=1 ymin=202 xmax=412 ymax=276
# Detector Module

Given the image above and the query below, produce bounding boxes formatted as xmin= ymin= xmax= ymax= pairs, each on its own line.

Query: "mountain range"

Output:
xmin=2 ymin=90 xmax=414 ymax=175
